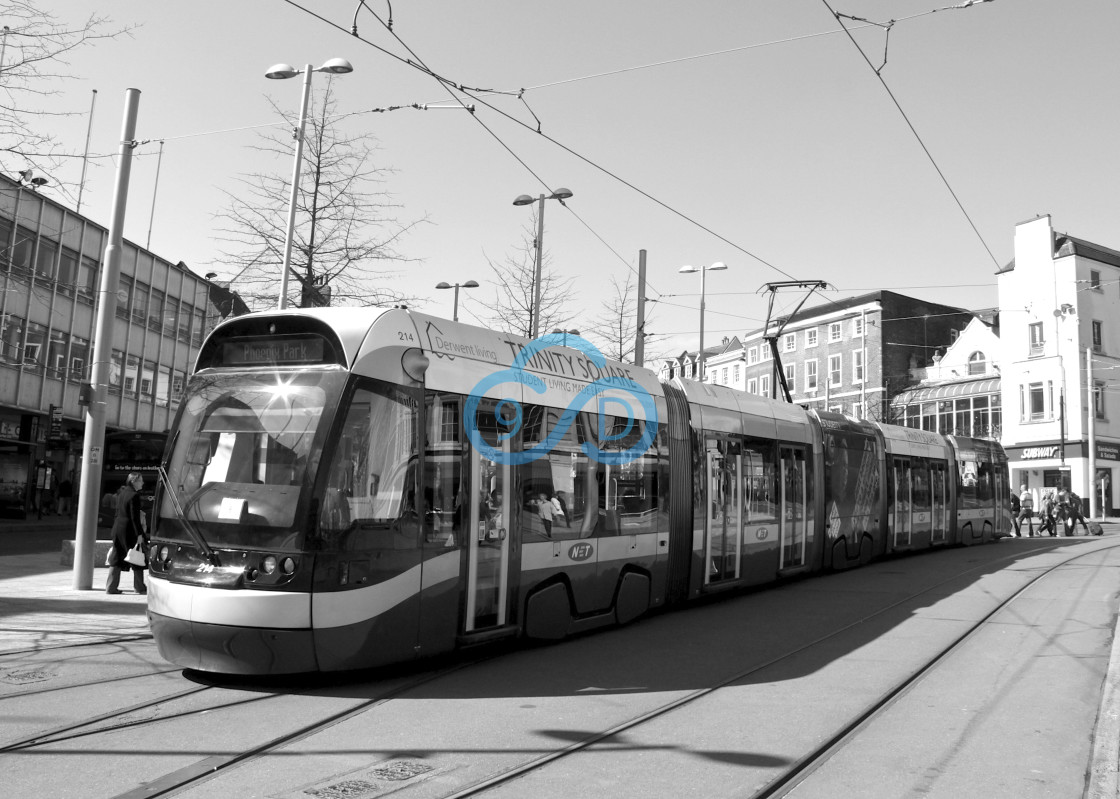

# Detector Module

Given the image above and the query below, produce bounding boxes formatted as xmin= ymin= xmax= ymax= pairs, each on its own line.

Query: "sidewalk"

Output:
xmin=0 ymin=515 xmax=150 ymax=656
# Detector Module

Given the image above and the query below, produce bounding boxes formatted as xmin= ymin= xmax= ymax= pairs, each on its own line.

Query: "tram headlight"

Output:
xmin=262 ymin=555 xmax=278 ymax=575
xmin=158 ymin=545 xmax=170 ymax=563
xmin=281 ymin=557 xmax=297 ymax=575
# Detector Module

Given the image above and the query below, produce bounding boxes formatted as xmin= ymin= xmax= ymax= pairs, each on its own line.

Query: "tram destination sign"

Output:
xmin=220 ymin=336 xmax=326 ymax=367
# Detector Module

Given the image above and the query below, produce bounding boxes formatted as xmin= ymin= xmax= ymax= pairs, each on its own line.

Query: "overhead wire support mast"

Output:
xmin=759 ymin=280 xmax=830 ymax=403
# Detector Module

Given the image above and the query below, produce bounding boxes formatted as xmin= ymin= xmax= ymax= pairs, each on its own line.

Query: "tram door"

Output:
xmin=931 ymin=461 xmax=949 ymax=544
xmin=705 ymin=444 xmax=741 ymax=584
xmin=779 ymin=446 xmax=807 ymax=570
xmin=891 ymin=458 xmax=912 ymax=548
xmin=465 ymin=436 xmax=513 ymax=633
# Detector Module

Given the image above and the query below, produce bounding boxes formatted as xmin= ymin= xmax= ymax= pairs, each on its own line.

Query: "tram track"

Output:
xmin=437 ymin=537 xmax=1120 ymax=798
xmin=752 ymin=538 xmax=1120 ymax=799
xmin=110 ymin=651 xmax=509 ymax=799
xmin=6 ymin=538 xmax=1111 ymax=799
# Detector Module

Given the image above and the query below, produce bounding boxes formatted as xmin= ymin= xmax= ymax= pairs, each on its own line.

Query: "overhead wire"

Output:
xmin=273 ymin=1 xmax=1003 ymax=339
xmin=819 ymin=0 xmax=1001 ymax=270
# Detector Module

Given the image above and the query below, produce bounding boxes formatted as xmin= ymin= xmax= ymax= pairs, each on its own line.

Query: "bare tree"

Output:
xmin=584 ymin=271 xmax=668 ymax=365
xmin=477 ymin=210 xmax=576 ymax=338
xmin=214 ymin=79 xmax=425 ymax=310
xmin=0 ymin=4 xmax=131 ymax=190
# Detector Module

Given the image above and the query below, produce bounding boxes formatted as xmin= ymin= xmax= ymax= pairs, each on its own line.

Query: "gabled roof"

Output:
xmin=1054 ymin=234 xmax=1120 ymax=268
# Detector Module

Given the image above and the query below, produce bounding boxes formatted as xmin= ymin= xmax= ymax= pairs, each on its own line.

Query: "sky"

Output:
xmin=19 ymin=0 xmax=1120 ymax=359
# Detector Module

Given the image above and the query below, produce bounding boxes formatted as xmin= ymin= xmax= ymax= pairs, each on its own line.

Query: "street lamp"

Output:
xmin=436 ymin=279 xmax=479 ymax=321
xmin=513 ymin=187 xmax=573 ymax=338
xmin=679 ymin=262 xmax=728 ymax=381
xmin=551 ymin=328 xmax=580 ymax=347
xmin=265 ymin=57 xmax=354 ymax=310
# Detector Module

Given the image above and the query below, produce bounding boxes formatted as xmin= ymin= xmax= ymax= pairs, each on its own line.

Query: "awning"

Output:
xmin=891 ymin=377 xmax=1000 ymax=407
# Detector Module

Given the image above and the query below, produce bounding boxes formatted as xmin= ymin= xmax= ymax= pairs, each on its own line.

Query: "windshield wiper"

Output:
xmin=157 ymin=465 xmax=221 ymax=566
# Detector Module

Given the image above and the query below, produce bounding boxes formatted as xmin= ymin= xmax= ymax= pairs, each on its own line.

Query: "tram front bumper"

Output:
xmin=148 ymin=611 xmax=318 ymax=674
xmin=146 ymin=577 xmax=318 ymax=675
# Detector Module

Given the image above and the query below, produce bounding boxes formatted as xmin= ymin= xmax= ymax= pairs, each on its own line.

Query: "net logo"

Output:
xmin=464 ymin=333 xmax=657 ymax=467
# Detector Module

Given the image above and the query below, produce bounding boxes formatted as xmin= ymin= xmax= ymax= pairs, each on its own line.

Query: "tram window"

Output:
xmin=912 ymin=459 xmax=931 ymax=513
xmin=424 ymin=392 xmax=464 ymax=546
xmin=161 ymin=372 xmax=339 ymax=542
xmin=519 ymin=405 xmax=593 ymax=541
xmin=318 ymin=383 xmax=421 ymax=550
xmin=743 ymin=440 xmax=776 ymax=524
xmin=594 ymin=414 xmax=658 ymax=537
xmin=957 ymin=457 xmax=979 ymax=509
xmin=975 ymin=460 xmax=993 ymax=501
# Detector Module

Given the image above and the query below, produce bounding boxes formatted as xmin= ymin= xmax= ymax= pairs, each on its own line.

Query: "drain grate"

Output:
xmin=305 ymin=780 xmax=379 ymax=799
xmin=369 ymin=761 xmax=432 ymax=781
xmin=291 ymin=759 xmax=437 ymax=799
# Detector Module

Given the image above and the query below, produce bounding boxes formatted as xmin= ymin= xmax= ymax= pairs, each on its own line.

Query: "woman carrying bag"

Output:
xmin=105 ymin=472 xmax=149 ymax=595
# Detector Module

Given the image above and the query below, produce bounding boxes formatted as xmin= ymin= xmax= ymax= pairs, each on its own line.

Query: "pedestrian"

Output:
xmin=1057 ymin=487 xmax=1072 ymax=535
xmin=1038 ymin=492 xmax=1057 ymax=537
xmin=551 ymin=492 xmax=570 ymax=529
xmin=105 ymin=472 xmax=148 ymax=595
xmin=57 ymin=475 xmax=73 ymax=517
xmin=1066 ymin=490 xmax=1091 ymax=535
xmin=538 ymin=492 xmax=554 ymax=538
xmin=1010 ymin=490 xmax=1021 ymax=536
xmin=1017 ymin=484 xmax=1035 ymax=537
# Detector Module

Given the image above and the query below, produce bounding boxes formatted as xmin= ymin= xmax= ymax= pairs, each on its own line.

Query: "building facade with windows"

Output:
xmin=997 ymin=214 xmax=1120 ymax=516
xmin=890 ymin=315 xmax=1002 ymax=440
xmin=0 ymin=173 xmax=228 ymax=514
xmin=658 ymin=337 xmax=743 ymax=387
xmin=738 ymin=291 xmax=975 ymax=421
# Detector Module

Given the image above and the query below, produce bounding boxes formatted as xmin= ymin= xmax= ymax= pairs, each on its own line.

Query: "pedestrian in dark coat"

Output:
xmin=105 ymin=472 xmax=148 ymax=595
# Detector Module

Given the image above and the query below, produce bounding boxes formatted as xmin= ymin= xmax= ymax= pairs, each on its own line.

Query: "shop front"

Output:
xmin=1005 ymin=440 xmax=1116 ymax=519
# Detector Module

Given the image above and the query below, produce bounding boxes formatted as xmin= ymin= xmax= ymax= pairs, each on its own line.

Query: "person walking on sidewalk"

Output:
xmin=1066 ymin=490 xmax=1091 ymax=535
xmin=105 ymin=472 xmax=148 ymax=595
xmin=1017 ymin=485 xmax=1035 ymax=537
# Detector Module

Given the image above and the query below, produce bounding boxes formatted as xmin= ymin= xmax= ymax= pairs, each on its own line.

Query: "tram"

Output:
xmin=146 ymin=308 xmax=1011 ymax=674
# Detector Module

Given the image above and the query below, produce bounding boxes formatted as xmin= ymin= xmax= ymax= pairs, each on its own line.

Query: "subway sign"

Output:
xmin=1021 ymin=445 xmax=1060 ymax=460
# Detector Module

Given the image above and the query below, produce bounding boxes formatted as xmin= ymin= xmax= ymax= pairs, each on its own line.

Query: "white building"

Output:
xmin=997 ymin=215 xmax=1120 ymax=515
xmin=890 ymin=315 xmax=1003 ymax=439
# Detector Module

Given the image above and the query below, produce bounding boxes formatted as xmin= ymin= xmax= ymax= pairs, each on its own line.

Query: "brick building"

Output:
xmin=737 ymin=291 xmax=976 ymax=421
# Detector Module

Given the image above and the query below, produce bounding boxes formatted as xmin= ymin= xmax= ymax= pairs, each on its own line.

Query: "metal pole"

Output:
xmin=77 ymin=90 xmax=98 ymax=214
xmin=698 ymin=265 xmax=707 ymax=381
xmin=1088 ymin=346 xmax=1097 ymax=518
xmin=531 ymin=194 xmax=545 ymax=338
xmin=452 ymin=283 xmax=460 ymax=322
xmin=635 ymin=249 xmax=646 ymax=367
xmin=861 ymin=306 xmax=867 ymax=417
xmin=277 ymin=65 xmax=314 ymax=310
xmin=74 ymin=88 xmax=140 ymax=590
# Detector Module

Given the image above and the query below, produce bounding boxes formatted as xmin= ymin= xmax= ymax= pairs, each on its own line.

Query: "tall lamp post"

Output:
xmin=679 ymin=262 xmax=727 ymax=381
xmin=436 ymin=279 xmax=479 ymax=321
xmin=513 ymin=188 xmax=573 ymax=338
xmin=265 ymin=58 xmax=354 ymax=310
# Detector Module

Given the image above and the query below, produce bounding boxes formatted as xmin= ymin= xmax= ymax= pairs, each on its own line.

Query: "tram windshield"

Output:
xmin=157 ymin=369 xmax=346 ymax=548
